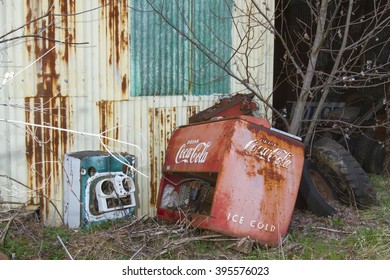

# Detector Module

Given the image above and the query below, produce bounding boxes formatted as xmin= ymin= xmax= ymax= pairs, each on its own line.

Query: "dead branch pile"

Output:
xmin=63 ymin=215 xmax=242 ymax=260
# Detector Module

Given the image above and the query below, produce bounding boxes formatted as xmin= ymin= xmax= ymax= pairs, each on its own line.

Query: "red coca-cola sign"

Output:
xmin=244 ymin=138 xmax=294 ymax=168
xmin=175 ymin=139 xmax=211 ymax=164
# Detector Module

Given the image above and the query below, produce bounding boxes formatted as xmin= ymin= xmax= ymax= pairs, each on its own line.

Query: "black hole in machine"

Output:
xmin=101 ymin=180 xmax=114 ymax=195
xmin=87 ymin=166 xmax=96 ymax=177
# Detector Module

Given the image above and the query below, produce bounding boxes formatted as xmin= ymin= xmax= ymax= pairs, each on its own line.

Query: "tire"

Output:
xmin=352 ymin=129 xmax=375 ymax=167
xmin=294 ymin=191 xmax=308 ymax=210
xmin=299 ymin=159 xmax=338 ymax=216
xmin=311 ymin=137 xmax=379 ymax=209
xmin=364 ymin=141 xmax=385 ymax=175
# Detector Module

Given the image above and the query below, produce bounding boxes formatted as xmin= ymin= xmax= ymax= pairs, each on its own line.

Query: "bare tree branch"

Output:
xmin=0 ymin=34 xmax=88 ymax=45
xmin=303 ymin=0 xmax=355 ymax=145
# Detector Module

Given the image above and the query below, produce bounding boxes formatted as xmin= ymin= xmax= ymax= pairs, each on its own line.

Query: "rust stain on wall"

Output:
xmin=149 ymin=108 xmax=157 ymax=207
xmin=24 ymin=0 xmax=77 ymax=98
xmin=60 ymin=0 xmax=76 ymax=63
xmin=186 ymin=106 xmax=199 ymax=122
xmin=105 ymin=0 xmax=128 ymax=66
xmin=97 ymin=100 xmax=119 ymax=149
xmin=28 ymin=7 xmax=59 ymax=98
xmin=23 ymin=1 xmax=74 ymax=222
xmin=24 ymin=96 xmax=71 ymax=221
xmin=149 ymin=107 xmax=177 ymax=207
xmin=122 ymin=74 xmax=128 ymax=97
xmin=100 ymin=0 xmax=129 ymax=99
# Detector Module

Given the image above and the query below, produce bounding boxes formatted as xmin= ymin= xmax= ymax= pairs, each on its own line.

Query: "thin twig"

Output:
xmin=0 ymin=214 xmax=17 ymax=247
xmin=130 ymin=245 xmax=146 ymax=260
xmin=56 ymin=235 xmax=74 ymax=260
xmin=112 ymin=214 xmax=149 ymax=233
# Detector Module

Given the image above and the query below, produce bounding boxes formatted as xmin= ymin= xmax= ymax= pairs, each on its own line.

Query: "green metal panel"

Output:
xmin=190 ymin=0 xmax=232 ymax=96
xmin=130 ymin=0 xmax=232 ymax=96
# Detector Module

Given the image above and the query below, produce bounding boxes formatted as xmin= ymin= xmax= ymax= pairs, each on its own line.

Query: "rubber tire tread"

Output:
xmin=299 ymin=159 xmax=337 ymax=216
xmin=363 ymin=141 xmax=384 ymax=175
xmin=352 ymin=129 xmax=375 ymax=167
xmin=311 ymin=137 xmax=378 ymax=209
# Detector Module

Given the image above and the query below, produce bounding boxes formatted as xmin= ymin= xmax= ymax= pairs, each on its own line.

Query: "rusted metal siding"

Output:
xmin=24 ymin=96 xmax=70 ymax=220
xmin=0 ymin=0 xmax=274 ymax=225
xmin=149 ymin=107 xmax=177 ymax=206
xmin=98 ymin=0 xmax=129 ymax=101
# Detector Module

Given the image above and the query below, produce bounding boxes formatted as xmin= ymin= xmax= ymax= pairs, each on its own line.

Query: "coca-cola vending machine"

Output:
xmin=156 ymin=116 xmax=305 ymax=246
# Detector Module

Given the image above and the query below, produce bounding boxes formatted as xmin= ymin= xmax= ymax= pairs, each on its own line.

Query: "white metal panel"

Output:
xmin=63 ymin=154 xmax=81 ymax=228
xmin=0 ymin=0 xmax=31 ymax=211
xmin=231 ymin=0 xmax=275 ymax=120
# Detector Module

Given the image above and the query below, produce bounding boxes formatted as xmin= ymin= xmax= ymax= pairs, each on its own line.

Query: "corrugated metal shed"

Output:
xmin=0 ymin=0 xmax=274 ymax=225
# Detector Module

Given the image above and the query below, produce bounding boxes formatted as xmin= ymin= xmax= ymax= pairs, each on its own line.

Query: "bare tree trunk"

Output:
xmin=288 ymin=0 xmax=329 ymax=136
xmin=303 ymin=0 xmax=354 ymax=146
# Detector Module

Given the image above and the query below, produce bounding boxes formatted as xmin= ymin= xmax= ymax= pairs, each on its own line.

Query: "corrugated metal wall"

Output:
xmin=231 ymin=0 xmax=275 ymax=118
xmin=130 ymin=0 xmax=232 ymax=96
xmin=0 ymin=0 xmax=274 ymax=225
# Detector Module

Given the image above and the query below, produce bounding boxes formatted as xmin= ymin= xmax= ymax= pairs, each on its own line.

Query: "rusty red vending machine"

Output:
xmin=156 ymin=116 xmax=305 ymax=246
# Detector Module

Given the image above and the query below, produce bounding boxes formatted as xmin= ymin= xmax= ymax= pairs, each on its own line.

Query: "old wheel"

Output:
xmin=364 ymin=141 xmax=385 ymax=175
xmin=311 ymin=137 xmax=379 ymax=209
xmin=299 ymin=159 xmax=338 ymax=216
xmin=351 ymin=129 xmax=375 ymax=167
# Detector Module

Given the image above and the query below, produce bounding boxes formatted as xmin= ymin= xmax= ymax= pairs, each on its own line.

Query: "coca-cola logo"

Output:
xmin=244 ymin=139 xmax=293 ymax=168
xmin=175 ymin=140 xmax=211 ymax=164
